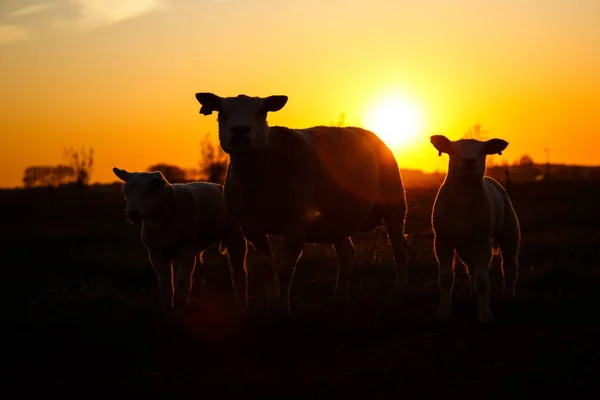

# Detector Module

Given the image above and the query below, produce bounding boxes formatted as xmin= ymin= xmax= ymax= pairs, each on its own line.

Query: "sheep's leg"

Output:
xmin=333 ymin=237 xmax=356 ymax=299
xmin=434 ymin=237 xmax=455 ymax=320
xmin=458 ymin=241 xmax=494 ymax=323
xmin=380 ymin=204 xmax=409 ymax=290
xmin=173 ymin=251 xmax=197 ymax=310
xmin=149 ymin=254 xmax=174 ymax=309
xmin=278 ymin=236 xmax=304 ymax=314
xmin=193 ymin=254 xmax=205 ymax=301
xmin=245 ymin=231 xmax=279 ymax=307
xmin=222 ymin=229 xmax=249 ymax=308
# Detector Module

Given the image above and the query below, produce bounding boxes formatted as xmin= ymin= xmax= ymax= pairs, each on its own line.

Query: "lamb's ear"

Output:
xmin=195 ymin=92 xmax=222 ymax=116
xmin=261 ymin=95 xmax=288 ymax=113
xmin=113 ymin=167 xmax=132 ymax=182
xmin=430 ymin=135 xmax=453 ymax=157
xmin=483 ymin=138 xmax=509 ymax=155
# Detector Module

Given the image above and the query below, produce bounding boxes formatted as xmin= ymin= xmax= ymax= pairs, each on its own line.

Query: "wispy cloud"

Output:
xmin=53 ymin=0 xmax=172 ymax=31
xmin=9 ymin=3 xmax=54 ymax=17
xmin=0 ymin=24 xmax=33 ymax=46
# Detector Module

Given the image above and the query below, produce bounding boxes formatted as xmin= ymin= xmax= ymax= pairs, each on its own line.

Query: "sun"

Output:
xmin=365 ymin=94 xmax=424 ymax=150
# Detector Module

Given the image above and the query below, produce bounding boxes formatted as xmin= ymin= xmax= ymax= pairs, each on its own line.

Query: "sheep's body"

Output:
xmin=226 ymin=126 xmax=409 ymax=311
xmin=194 ymin=93 xmax=409 ymax=313
xmin=430 ymin=136 xmax=520 ymax=323
xmin=113 ymin=168 xmax=247 ymax=310
xmin=226 ymin=126 xmax=405 ymax=241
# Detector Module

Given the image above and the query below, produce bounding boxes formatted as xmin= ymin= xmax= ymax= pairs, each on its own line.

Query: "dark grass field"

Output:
xmin=3 ymin=180 xmax=600 ymax=397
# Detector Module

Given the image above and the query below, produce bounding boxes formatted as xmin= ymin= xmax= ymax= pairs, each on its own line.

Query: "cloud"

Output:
xmin=54 ymin=0 xmax=172 ymax=31
xmin=0 ymin=24 xmax=33 ymax=46
xmin=9 ymin=3 xmax=54 ymax=17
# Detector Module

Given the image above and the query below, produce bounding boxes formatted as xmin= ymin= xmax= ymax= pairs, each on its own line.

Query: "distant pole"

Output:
xmin=505 ymin=166 xmax=511 ymax=196
xmin=544 ymin=148 xmax=550 ymax=180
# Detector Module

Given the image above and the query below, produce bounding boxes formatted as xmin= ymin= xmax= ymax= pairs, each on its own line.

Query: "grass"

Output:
xmin=3 ymin=180 xmax=600 ymax=397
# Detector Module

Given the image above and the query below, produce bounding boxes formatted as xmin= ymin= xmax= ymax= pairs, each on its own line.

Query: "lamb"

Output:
xmin=194 ymin=93 xmax=409 ymax=314
xmin=430 ymin=135 xmax=521 ymax=323
xmin=112 ymin=168 xmax=247 ymax=310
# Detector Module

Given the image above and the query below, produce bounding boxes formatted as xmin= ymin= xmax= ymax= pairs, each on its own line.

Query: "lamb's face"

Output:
xmin=430 ymin=135 xmax=508 ymax=179
xmin=195 ymin=93 xmax=288 ymax=154
xmin=112 ymin=168 xmax=169 ymax=223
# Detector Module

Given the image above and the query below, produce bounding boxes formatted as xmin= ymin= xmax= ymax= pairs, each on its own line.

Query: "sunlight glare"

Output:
xmin=365 ymin=94 xmax=424 ymax=150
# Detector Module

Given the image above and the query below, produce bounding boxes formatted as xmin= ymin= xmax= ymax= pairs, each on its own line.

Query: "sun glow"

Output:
xmin=365 ymin=94 xmax=424 ymax=151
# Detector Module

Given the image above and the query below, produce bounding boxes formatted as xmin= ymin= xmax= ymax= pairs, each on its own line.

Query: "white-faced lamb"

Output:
xmin=430 ymin=135 xmax=521 ymax=323
xmin=194 ymin=93 xmax=409 ymax=314
xmin=112 ymin=168 xmax=247 ymax=310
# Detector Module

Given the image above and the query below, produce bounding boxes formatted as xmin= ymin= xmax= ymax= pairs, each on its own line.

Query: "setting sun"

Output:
xmin=365 ymin=95 xmax=424 ymax=151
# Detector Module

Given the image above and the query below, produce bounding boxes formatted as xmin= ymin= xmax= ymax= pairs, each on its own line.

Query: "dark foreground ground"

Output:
xmin=3 ymin=180 xmax=600 ymax=398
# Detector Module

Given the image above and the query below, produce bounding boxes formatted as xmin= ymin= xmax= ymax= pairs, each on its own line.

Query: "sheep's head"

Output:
xmin=430 ymin=135 xmax=508 ymax=180
xmin=195 ymin=93 xmax=288 ymax=154
xmin=112 ymin=168 xmax=170 ymax=223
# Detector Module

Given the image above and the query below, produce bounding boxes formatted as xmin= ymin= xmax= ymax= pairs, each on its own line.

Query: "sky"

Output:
xmin=1 ymin=0 xmax=599 ymax=188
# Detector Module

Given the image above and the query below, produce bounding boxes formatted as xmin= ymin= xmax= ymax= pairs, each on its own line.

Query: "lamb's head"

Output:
xmin=112 ymin=168 xmax=170 ymax=223
xmin=195 ymin=93 xmax=288 ymax=154
xmin=431 ymin=135 xmax=508 ymax=180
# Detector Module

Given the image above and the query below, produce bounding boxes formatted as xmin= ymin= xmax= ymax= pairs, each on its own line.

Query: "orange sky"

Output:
xmin=1 ymin=0 xmax=599 ymax=188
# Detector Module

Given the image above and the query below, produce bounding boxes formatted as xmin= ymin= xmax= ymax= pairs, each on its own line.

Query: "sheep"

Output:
xmin=194 ymin=93 xmax=409 ymax=314
xmin=430 ymin=135 xmax=521 ymax=323
xmin=112 ymin=168 xmax=247 ymax=311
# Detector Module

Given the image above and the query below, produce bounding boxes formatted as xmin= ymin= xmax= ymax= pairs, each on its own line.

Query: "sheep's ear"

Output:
xmin=261 ymin=95 xmax=288 ymax=113
xmin=430 ymin=135 xmax=452 ymax=157
xmin=151 ymin=172 xmax=168 ymax=187
xmin=113 ymin=167 xmax=131 ymax=182
xmin=195 ymin=92 xmax=221 ymax=116
xmin=483 ymin=138 xmax=509 ymax=155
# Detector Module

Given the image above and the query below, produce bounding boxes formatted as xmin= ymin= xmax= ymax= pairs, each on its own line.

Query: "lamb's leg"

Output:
xmin=333 ymin=237 xmax=356 ymax=299
xmin=497 ymin=229 xmax=520 ymax=300
xmin=434 ymin=237 xmax=455 ymax=320
xmin=173 ymin=251 xmax=197 ymax=310
xmin=380 ymin=204 xmax=409 ymax=290
xmin=458 ymin=241 xmax=494 ymax=323
xmin=149 ymin=254 xmax=174 ymax=309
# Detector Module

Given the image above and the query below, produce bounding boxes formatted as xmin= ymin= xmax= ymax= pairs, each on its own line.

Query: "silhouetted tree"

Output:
xmin=64 ymin=146 xmax=94 ymax=207
xmin=147 ymin=163 xmax=187 ymax=183
xmin=23 ymin=166 xmax=50 ymax=188
xmin=463 ymin=124 xmax=497 ymax=166
xmin=198 ymin=133 xmax=229 ymax=185
xmin=22 ymin=164 xmax=75 ymax=207
xmin=518 ymin=154 xmax=534 ymax=166
xmin=463 ymin=123 xmax=488 ymax=140
xmin=22 ymin=165 xmax=75 ymax=188
xmin=516 ymin=154 xmax=542 ymax=181
xmin=64 ymin=146 xmax=94 ymax=186
xmin=50 ymin=165 xmax=76 ymax=187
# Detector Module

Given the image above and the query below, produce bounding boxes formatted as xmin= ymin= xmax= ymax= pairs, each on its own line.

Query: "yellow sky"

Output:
xmin=1 ymin=0 xmax=599 ymax=188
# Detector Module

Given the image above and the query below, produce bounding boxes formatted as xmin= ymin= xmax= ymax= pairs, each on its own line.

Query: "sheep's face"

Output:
xmin=430 ymin=135 xmax=508 ymax=180
xmin=195 ymin=93 xmax=288 ymax=154
xmin=112 ymin=168 xmax=169 ymax=223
